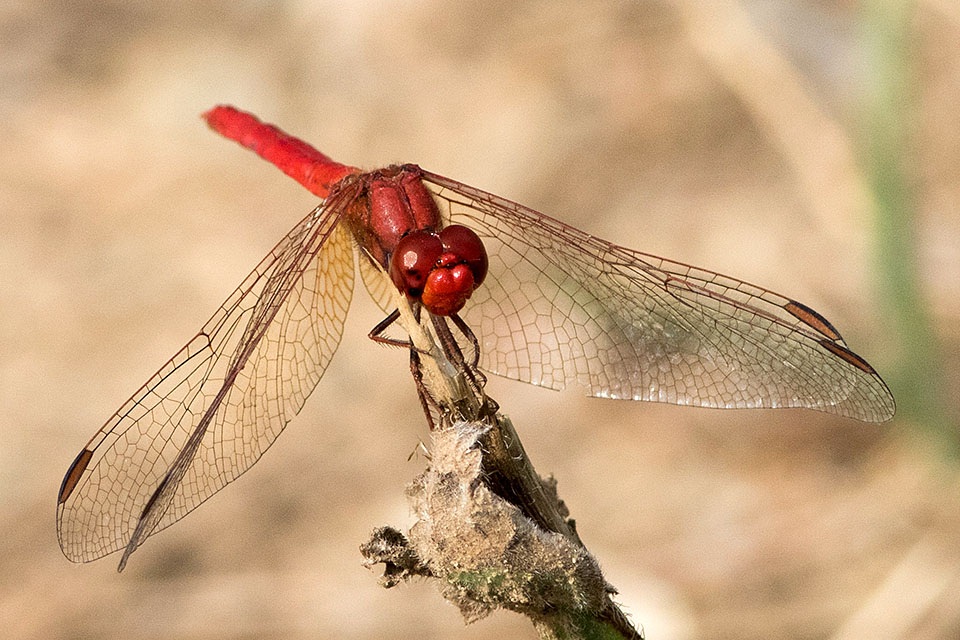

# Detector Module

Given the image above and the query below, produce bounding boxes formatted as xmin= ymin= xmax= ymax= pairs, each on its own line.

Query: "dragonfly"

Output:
xmin=57 ymin=105 xmax=895 ymax=571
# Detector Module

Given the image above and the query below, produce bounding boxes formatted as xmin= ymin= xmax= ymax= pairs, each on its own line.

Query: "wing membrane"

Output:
xmin=422 ymin=171 xmax=894 ymax=423
xmin=57 ymin=196 xmax=355 ymax=564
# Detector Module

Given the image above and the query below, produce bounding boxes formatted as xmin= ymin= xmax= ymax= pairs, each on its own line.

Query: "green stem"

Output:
xmin=861 ymin=1 xmax=956 ymax=454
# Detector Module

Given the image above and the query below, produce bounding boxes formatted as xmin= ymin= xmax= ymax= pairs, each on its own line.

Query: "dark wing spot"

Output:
xmin=819 ymin=339 xmax=877 ymax=375
xmin=58 ymin=449 xmax=93 ymax=504
xmin=785 ymin=300 xmax=842 ymax=341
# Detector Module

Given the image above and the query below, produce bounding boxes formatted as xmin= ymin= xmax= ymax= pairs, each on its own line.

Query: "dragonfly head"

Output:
xmin=390 ymin=225 xmax=488 ymax=316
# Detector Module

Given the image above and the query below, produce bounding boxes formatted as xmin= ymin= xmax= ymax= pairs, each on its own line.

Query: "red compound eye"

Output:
xmin=389 ymin=231 xmax=443 ymax=297
xmin=439 ymin=224 xmax=488 ymax=287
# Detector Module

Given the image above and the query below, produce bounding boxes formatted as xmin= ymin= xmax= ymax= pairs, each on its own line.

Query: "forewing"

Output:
xmin=57 ymin=198 xmax=356 ymax=564
xmin=422 ymin=171 xmax=894 ymax=423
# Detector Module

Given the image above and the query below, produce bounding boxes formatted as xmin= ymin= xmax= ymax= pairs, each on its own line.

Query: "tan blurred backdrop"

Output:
xmin=2 ymin=1 xmax=959 ymax=639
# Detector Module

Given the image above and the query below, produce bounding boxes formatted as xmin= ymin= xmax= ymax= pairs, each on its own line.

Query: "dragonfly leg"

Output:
xmin=450 ymin=313 xmax=482 ymax=370
xmin=409 ymin=348 xmax=439 ymax=430
xmin=430 ymin=314 xmax=488 ymax=402
xmin=368 ymin=307 xmax=430 ymax=356
xmin=368 ymin=309 xmax=408 ymax=348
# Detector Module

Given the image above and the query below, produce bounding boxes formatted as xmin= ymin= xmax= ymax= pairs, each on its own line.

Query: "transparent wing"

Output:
xmin=57 ymin=196 xmax=356 ymax=564
xmin=422 ymin=171 xmax=894 ymax=423
xmin=358 ymin=248 xmax=395 ymax=314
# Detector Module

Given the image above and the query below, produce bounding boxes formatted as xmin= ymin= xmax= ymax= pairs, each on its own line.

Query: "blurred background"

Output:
xmin=2 ymin=1 xmax=958 ymax=638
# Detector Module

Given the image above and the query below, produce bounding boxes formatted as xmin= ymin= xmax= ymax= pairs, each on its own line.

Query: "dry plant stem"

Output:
xmin=676 ymin=0 xmax=871 ymax=242
xmin=361 ymin=293 xmax=642 ymax=640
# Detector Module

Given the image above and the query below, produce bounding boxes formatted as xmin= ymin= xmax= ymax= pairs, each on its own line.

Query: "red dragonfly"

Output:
xmin=58 ymin=106 xmax=895 ymax=571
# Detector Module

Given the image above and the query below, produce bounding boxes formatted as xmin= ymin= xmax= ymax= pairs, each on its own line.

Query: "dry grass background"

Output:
xmin=2 ymin=1 xmax=959 ymax=638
